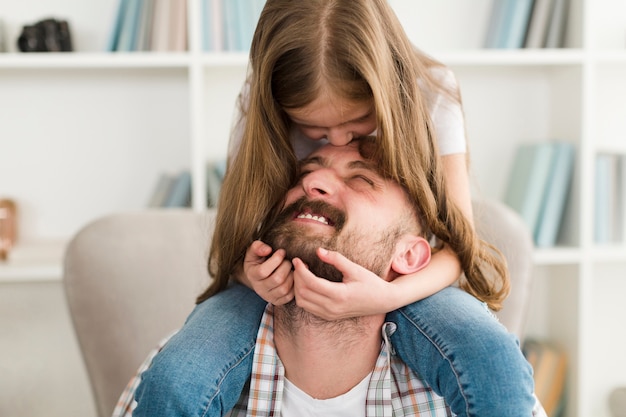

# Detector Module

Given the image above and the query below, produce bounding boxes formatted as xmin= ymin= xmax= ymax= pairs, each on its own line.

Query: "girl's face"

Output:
xmin=284 ymin=94 xmax=377 ymax=146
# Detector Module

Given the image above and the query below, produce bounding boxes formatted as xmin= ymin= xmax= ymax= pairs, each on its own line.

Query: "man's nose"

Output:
xmin=302 ymin=169 xmax=341 ymax=198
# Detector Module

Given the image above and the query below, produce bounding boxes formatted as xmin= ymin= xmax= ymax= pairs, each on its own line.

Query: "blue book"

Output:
xmin=135 ymin=0 xmax=155 ymax=51
xmin=484 ymin=0 xmax=507 ymax=48
xmin=206 ymin=162 xmax=223 ymax=207
xmin=164 ymin=171 xmax=192 ymax=208
xmin=106 ymin=0 xmax=129 ymax=51
xmin=202 ymin=0 xmax=213 ymax=51
xmin=504 ymin=142 xmax=556 ymax=237
xmin=214 ymin=159 xmax=227 ymax=181
xmin=594 ymin=154 xmax=612 ymax=244
xmin=498 ymin=0 xmax=535 ymax=48
xmin=223 ymin=0 xmax=239 ymax=51
xmin=147 ymin=172 xmax=176 ymax=208
xmin=116 ymin=0 xmax=144 ymax=52
xmin=534 ymin=142 xmax=575 ymax=247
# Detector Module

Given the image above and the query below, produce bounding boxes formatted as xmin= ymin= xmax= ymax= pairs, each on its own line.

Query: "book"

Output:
xmin=206 ymin=161 xmax=225 ymax=207
xmin=523 ymin=339 xmax=567 ymax=417
xmin=163 ymin=171 xmax=192 ymax=207
xmin=151 ymin=0 xmax=171 ymax=51
xmin=214 ymin=159 xmax=227 ymax=181
xmin=500 ymin=0 xmax=535 ymax=49
xmin=485 ymin=0 xmax=534 ymax=49
xmin=106 ymin=0 xmax=129 ymax=51
xmin=484 ymin=0 xmax=507 ymax=48
xmin=116 ymin=0 xmax=144 ymax=51
xmin=616 ymin=154 xmax=626 ymax=245
xmin=504 ymin=142 xmax=557 ymax=238
xmin=202 ymin=0 xmax=224 ymax=51
xmin=234 ymin=0 xmax=264 ymax=51
xmin=147 ymin=172 xmax=176 ymax=207
xmin=544 ymin=0 xmax=569 ymax=48
xmin=524 ymin=0 xmax=554 ymax=48
xmin=223 ymin=0 xmax=239 ymax=51
xmin=169 ymin=0 xmax=188 ymax=52
xmin=135 ymin=0 xmax=155 ymax=51
xmin=202 ymin=0 xmax=214 ymax=51
xmin=534 ymin=142 xmax=575 ymax=247
xmin=0 ymin=19 xmax=7 ymax=52
xmin=594 ymin=154 xmax=615 ymax=244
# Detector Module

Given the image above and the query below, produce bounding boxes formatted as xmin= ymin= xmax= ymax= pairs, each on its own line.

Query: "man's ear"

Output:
xmin=391 ymin=235 xmax=431 ymax=275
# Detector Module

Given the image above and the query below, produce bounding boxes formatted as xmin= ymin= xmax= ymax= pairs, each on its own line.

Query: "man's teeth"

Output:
xmin=297 ymin=213 xmax=329 ymax=225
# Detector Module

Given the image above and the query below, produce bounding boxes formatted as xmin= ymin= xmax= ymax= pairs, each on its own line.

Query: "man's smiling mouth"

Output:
xmin=296 ymin=211 xmax=331 ymax=225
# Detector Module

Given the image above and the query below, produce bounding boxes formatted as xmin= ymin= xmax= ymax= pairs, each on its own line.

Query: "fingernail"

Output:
xmin=318 ymin=248 xmax=328 ymax=256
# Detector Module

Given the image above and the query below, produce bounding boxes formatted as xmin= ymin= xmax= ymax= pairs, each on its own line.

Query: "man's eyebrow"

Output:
xmin=299 ymin=156 xmax=380 ymax=175
xmin=299 ymin=156 xmax=325 ymax=169
xmin=347 ymin=159 xmax=380 ymax=175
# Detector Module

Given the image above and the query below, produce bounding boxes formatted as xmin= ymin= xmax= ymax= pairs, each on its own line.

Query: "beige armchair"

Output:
xmin=63 ymin=200 xmax=534 ymax=417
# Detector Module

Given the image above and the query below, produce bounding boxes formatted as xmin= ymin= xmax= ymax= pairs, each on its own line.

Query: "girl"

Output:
xmin=134 ymin=1 xmax=535 ymax=416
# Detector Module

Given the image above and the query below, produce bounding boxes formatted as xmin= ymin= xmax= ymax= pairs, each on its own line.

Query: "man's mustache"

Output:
xmin=279 ymin=197 xmax=347 ymax=232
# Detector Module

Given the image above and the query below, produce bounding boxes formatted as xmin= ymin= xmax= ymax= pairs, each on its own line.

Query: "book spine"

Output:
xmin=164 ymin=171 xmax=192 ymax=208
xmin=484 ymin=0 xmax=506 ymax=48
xmin=504 ymin=142 xmax=556 ymax=237
xmin=136 ymin=0 xmax=155 ymax=51
xmin=503 ymin=0 xmax=535 ymax=48
xmin=106 ymin=0 xmax=128 ymax=52
xmin=594 ymin=154 xmax=613 ymax=244
xmin=151 ymin=0 xmax=171 ymax=51
xmin=534 ymin=141 xmax=575 ymax=247
xmin=116 ymin=0 xmax=144 ymax=52
xmin=544 ymin=0 xmax=570 ymax=48
xmin=524 ymin=0 xmax=554 ymax=48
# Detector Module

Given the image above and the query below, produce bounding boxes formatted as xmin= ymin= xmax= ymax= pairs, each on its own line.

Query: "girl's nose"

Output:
xmin=325 ymin=128 xmax=353 ymax=146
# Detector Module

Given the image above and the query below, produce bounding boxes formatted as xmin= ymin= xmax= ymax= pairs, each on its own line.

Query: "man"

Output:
xmin=115 ymin=139 xmax=546 ymax=416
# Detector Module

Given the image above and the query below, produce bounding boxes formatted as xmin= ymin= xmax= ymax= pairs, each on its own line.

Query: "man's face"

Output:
xmin=262 ymin=140 xmax=416 ymax=281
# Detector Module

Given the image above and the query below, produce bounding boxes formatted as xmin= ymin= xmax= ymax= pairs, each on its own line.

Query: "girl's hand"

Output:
xmin=291 ymin=248 xmax=399 ymax=320
xmin=243 ymin=240 xmax=295 ymax=305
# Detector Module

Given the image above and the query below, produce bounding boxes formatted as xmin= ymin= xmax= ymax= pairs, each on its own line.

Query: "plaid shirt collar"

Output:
xmin=228 ymin=304 xmax=452 ymax=417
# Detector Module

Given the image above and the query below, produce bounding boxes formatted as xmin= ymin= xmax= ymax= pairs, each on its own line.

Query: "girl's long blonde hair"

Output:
xmin=199 ymin=0 xmax=510 ymax=311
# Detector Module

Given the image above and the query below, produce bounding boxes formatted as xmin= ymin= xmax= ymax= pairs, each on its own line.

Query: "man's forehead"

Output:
xmin=302 ymin=142 xmax=369 ymax=168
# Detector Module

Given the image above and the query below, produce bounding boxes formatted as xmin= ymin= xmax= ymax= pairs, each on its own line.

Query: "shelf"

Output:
xmin=532 ymin=247 xmax=585 ymax=265
xmin=0 ymin=52 xmax=193 ymax=69
xmin=438 ymin=49 xmax=585 ymax=66
xmin=0 ymin=49 xmax=591 ymax=70
xmin=0 ymin=241 xmax=66 ymax=283
xmin=0 ymin=52 xmax=247 ymax=69
xmin=591 ymin=245 xmax=626 ymax=263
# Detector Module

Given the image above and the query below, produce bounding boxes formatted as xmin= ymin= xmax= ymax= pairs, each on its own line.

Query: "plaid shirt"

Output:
xmin=226 ymin=304 xmax=452 ymax=417
xmin=114 ymin=305 xmax=547 ymax=417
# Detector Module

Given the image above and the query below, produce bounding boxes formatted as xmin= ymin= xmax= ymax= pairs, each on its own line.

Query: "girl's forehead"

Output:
xmin=287 ymin=96 xmax=373 ymax=125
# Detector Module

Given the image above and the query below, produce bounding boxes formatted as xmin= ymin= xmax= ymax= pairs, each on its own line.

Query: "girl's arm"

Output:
xmin=291 ymin=153 xmax=473 ymax=320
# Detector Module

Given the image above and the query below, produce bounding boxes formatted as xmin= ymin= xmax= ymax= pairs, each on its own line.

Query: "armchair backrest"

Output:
xmin=63 ymin=209 xmax=214 ymax=417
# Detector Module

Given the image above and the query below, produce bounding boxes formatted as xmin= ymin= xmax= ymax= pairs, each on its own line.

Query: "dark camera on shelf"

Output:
xmin=17 ymin=18 xmax=73 ymax=52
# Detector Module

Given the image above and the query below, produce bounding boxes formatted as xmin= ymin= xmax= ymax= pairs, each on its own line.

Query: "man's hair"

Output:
xmin=201 ymin=0 xmax=510 ymax=310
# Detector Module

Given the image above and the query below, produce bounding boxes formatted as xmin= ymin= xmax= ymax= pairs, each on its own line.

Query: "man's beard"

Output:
xmin=262 ymin=197 xmax=399 ymax=282
xmin=261 ymin=197 xmax=400 ymax=331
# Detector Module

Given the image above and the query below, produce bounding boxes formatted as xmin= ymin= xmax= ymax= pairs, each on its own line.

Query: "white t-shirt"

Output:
xmin=228 ymin=66 xmax=466 ymax=161
xmin=281 ymin=373 xmax=371 ymax=417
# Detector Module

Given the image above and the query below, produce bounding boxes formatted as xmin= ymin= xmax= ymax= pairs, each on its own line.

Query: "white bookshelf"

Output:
xmin=1 ymin=0 xmax=625 ymax=416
